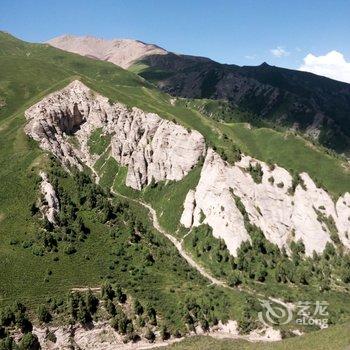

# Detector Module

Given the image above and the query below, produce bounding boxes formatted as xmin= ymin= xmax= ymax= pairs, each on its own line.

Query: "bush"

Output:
xmin=248 ymin=163 xmax=263 ymax=184
xmin=45 ymin=331 xmax=56 ymax=343
xmin=64 ymin=244 xmax=76 ymax=255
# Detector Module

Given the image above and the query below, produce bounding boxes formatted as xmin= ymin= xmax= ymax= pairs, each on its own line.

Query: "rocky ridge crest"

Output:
xmin=25 ymin=80 xmax=206 ymax=190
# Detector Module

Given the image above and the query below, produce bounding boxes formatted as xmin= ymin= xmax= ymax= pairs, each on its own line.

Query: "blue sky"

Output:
xmin=1 ymin=0 xmax=350 ymax=76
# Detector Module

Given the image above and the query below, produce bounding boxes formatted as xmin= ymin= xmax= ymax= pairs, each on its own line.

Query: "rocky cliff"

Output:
xmin=39 ymin=171 xmax=60 ymax=223
xmin=25 ymin=80 xmax=350 ymax=257
xmin=25 ymin=80 xmax=206 ymax=190
xmin=181 ymin=149 xmax=350 ymax=256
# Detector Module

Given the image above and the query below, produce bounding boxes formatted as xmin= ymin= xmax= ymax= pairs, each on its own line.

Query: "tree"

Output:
xmin=133 ymin=300 xmax=143 ymax=316
xmin=77 ymin=301 xmax=92 ymax=325
xmin=147 ymin=307 xmax=157 ymax=326
xmin=275 ymin=261 xmax=288 ymax=283
xmin=114 ymin=286 xmax=126 ymax=303
xmin=37 ymin=305 xmax=52 ymax=324
xmin=144 ymin=328 xmax=155 ymax=343
xmin=0 ymin=336 xmax=17 ymax=350
xmin=228 ymin=272 xmax=242 ymax=287
xmin=0 ymin=327 xmax=6 ymax=339
xmin=340 ymin=268 xmax=350 ymax=283
xmin=200 ymin=318 xmax=209 ymax=332
xmin=16 ymin=314 xmax=32 ymax=334
xmin=160 ymin=325 xmax=170 ymax=341
xmin=101 ymin=282 xmax=114 ymax=300
xmin=106 ymin=300 xmax=116 ymax=317
xmin=85 ymin=290 xmax=99 ymax=314
xmin=19 ymin=333 xmax=40 ymax=350
xmin=0 ymin=308 xmax=15 ymax=328
xmin=255 ymin=266 xmax=267 ymax=282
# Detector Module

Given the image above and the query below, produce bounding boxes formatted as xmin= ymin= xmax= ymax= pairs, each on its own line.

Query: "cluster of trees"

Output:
xmin=27 ymin=158 xmax=131 ymax=256
xmin=100 ymin=282 xmax=159 ymax=343
xmin=182 ymin=298 xmax=219 ymax=333
xmin=211 ymin=144 xmax=242 ymax=165
xmin=0 ymin=303 xmax=40 ymax=350
xmin=68 ymin=290 xmax=99 ymax=325
xmin=233 ymin=192 xmax=349 ymax=288
xmin=190 ymin=225 xmax=231 ymax=273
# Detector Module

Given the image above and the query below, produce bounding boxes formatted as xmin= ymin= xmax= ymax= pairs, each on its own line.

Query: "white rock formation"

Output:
xmin=39 ymin=172 xmax=60 ymax=223
xmin=47 ymin=35 xmax=167 ymax=69
xmin=181 ymin=149 xmax=350 ymax=256
xmin=25 ymin=80 xmax=350 ymax=257
xmin=25 ymin=80 xmax=206 ymax=190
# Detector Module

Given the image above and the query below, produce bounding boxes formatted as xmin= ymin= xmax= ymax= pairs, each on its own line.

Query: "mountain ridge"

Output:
xmin=47 ymin=34 xmax=168 ymax=69
xmin=46 ymin=34 xmax=350 ymax=155
xmin=1 ymin=31 xmax=350 ymax=350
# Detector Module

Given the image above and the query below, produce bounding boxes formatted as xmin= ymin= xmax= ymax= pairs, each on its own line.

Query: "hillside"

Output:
xmin=47 ymin=34 xmax=350 ymax=154
xmin=134 ymin=53 xmax=350 ymax=155
xmin=0 ymin=31 xmax=350 ymax=349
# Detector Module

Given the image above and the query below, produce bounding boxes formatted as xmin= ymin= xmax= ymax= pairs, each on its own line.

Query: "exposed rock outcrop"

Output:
xmin=25 ymin=80 xmax=206 ymax=190
xmin=25 ymin=80 xmax=350 ymax=258
xmin=181 ymin=149 xmax=350 ymax=256
xmin=39 ymin=172 xmax=60 ymax=223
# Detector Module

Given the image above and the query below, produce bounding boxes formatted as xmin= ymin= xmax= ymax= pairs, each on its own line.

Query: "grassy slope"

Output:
xmin=0 ymin=33 xmax=250 ymax=323
xmin=220 ymin=123 xmax=349 ymax=197
xmin=162 ymin=321 xmax=350 ymax=350
xmin=0 ymin=32 xmax=350 ymax=346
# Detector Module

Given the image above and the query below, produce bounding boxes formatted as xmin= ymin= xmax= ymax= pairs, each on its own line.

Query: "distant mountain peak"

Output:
xmin=47 ymin=34 xmax=167 ymax=69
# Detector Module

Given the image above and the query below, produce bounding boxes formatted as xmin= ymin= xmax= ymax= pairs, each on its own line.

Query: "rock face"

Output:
xmin=25 ymin=80 xmax=206 ymax=190
xmin=25 ymin=80 xmax=350 ymax=257
xmin=47 ymin=35 xmax=167 ymax=69
xmin=181 ymin=149 xmax=350 ymax=256
xmin=39 ymin=172 xmax=60 ymax=223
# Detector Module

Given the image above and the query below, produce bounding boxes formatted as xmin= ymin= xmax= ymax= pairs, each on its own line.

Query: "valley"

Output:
xmin=0 ymin=31 xmax=350 ymax=349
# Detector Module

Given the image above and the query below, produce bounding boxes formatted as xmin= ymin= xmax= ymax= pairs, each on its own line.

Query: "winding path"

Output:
xmin=113 ymin=189 xmax=300 ymax=317
xmin=140 ymin=201 xmax=226 ymax=287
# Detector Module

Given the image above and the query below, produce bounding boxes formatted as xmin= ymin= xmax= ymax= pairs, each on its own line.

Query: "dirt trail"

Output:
xmin=111 ymin=187 xmax=226 ymax=287
xmin=140 ymin=201 xmax=226 ymax=287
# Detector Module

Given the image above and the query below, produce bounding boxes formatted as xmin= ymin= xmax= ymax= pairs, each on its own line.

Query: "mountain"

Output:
xmin=135 ymin=54 xmax=350 ymax=155
xmin=48 ymin=34 xmax=167 ymax=69
xmin=1 ymin=31 xmax=350 ymax=349
xmin=48 ymin=35 xmax=350 ymax=155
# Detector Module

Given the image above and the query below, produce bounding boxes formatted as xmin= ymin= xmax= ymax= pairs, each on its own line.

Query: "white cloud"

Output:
xmin=299 ymin=50 xmax=350 ymax=83
xmin=270 ymin=46 xmax=290 ymax=57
